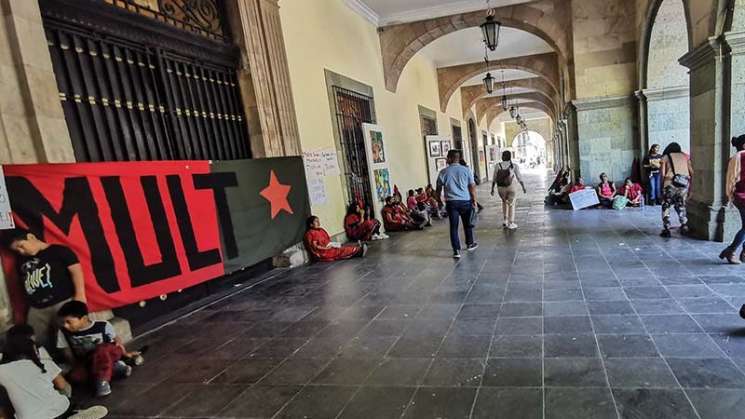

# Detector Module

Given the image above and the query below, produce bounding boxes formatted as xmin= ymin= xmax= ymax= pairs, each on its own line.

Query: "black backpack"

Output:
xmin=495 ymin=162 xmax=514 ymax=187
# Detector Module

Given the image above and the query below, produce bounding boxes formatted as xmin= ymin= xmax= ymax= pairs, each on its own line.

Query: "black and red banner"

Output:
xmin=3 ymin=158 xmax=309 ymax=315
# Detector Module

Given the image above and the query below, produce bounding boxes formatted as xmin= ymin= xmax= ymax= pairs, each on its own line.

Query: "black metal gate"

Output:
xmin=332 ymin=87 xmax=375 ymax=210
xmin=40 ymin=0 xmax=250 ymax=162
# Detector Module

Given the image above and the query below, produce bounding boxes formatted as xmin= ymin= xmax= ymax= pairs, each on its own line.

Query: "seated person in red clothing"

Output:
xmin=596 ymin=173 xmax=617 ymax=208
xmin=394 ymin=195 xmax=430 ymax=228
xmin=57 ymin=301 xmax=143 ymax=398
xmin=416 ymin=187 xmax=443 ymax=219
xmin=382 ymin=197 xmax=424 ymax=232
xmin=344 ymin=202 xmax=386 ymax=241
xmin=569 ymin=177 xmax=588 ymax=194
xmin=305 ymin=216 xmax=366 ymax=261
xmin=618 ymin=178 xmax=644 ymax=206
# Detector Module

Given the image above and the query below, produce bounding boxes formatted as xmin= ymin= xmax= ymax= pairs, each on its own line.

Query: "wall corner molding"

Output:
xmin=572 ymin=95 xmax=634 ymax=112
xmin=343 ymin=0 xmax=380 ymax=26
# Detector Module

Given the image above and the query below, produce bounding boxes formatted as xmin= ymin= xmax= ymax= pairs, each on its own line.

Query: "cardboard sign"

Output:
xmin=569 ymin=188 xmax=600 ymax=210
xmin=0 ymin=166 xmax=14 ymax=230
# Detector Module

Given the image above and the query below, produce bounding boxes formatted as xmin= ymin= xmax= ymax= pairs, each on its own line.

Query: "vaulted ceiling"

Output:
xmin=350 ymin=0 xmax=536 ymax=25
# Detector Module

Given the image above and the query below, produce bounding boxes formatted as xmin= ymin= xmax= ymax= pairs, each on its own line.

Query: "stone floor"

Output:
xmin=91 ymin=171 xmax=745 ymax=418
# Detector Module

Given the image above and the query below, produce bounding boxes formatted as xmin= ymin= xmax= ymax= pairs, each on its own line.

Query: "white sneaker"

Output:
xmin=371 ymin=234 xmax=382 ymax=241
xmin=380 ymin=233 xmax=390 ymax=239
xmin=69 ymin=405 xmax=108 ymax=419
xmin=508 ymin=223 xmax=518 ymax=230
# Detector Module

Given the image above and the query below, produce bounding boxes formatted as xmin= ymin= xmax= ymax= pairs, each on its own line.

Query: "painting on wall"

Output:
xmin=435 ymin=158 xmax=447 ymax=172
xmin=370 ymin=130 xmax=386 ymax=164
xmin=374 ymin=168 xmax=392 ymax=202
xmin=429 ymin=141 xmax=442 ymax=157
xmin=441 ymin=141 xmax=451 ymax=155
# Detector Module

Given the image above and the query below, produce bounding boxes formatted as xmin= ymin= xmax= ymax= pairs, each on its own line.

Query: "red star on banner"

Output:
xmin=260 ymin=170 xmax=294 ymax=219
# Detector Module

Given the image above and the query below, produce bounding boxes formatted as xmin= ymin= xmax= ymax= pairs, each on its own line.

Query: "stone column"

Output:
xmin=679 ymin=38 xmax=733 ymax=241
xmin=635 ymin=90 xmax=649 ymax=157
xmin=228 ymin=0 xmax=301 ymax=158
xmin=0 ymin=0 xmax=74 ymax=163
xmin=726 ymin=31 xmax=745 ymax=141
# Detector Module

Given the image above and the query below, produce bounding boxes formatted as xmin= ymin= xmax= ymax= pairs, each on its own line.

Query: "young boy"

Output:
xmin=56 ymin=301 xmax=141 ymax=398
xmin=2 ymin=228 xmax=86 ymax=349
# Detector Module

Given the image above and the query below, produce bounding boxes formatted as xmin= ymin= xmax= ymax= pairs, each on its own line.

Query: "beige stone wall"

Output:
xmin=647 ymin=0 xmax=689 ymax=88
xmin=0 ymin=0 xmax=74 ymax=164
xmin=572 ymin=0 xmax=638 ymax=99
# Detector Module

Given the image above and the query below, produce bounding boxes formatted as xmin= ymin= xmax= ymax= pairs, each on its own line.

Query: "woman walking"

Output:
xmin=643 ymin=144 xmax=663 ymax=205
xmin=491 ymin=151 xmax=526 ymax=229
xmin=659 ymin=142 xmax=693 ymax=238
xmin=721 ymin=135 xmax=745 ymax=264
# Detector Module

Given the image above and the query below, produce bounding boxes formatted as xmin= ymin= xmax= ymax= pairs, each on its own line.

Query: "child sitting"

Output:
xmin=406 ymin=190 xmax=432 ymax=227
xmin=596 ymin=173 xmax=616 ymax=208
xmin=0 ymin=324 xmax=108 ymax=419
xmin=56 ymin=301 xmax=143 ymax=398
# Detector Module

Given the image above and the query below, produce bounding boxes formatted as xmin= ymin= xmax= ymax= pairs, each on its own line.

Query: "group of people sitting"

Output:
xmin=304 ymin=184 xmax=448 ymax=262
xmin=546 ymin=169 xmax=645 ymax=209
xmin=0 ymin=229 xmax=147 ymax=419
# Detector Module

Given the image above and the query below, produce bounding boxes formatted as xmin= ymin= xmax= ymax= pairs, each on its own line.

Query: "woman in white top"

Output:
xmin=0 ymin=325 xmax=107 ymax=419
xmin=491 ymin=151 xmax=527 ymax=229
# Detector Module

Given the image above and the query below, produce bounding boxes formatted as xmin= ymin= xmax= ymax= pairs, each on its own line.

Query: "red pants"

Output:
xmin=69 ymin=343 xmax=124 ymax=383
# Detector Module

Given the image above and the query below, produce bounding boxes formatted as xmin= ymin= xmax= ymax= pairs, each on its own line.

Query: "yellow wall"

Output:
xmin=280 ymin=0 xmax=466 ymax=235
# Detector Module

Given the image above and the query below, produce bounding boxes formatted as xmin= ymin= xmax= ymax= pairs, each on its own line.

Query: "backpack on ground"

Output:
xmin=495 ymin=162 xmax=514 ymax=187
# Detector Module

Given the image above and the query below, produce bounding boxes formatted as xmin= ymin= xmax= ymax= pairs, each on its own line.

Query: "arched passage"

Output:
xmin=510 ymin=130 xmax=547 ymax=168
xmin=644 ymin=0 xmax=691 ymax=152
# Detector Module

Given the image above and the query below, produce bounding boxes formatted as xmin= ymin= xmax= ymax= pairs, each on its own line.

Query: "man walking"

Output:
xmin=436 ymin=150 xmax=478 ymax=258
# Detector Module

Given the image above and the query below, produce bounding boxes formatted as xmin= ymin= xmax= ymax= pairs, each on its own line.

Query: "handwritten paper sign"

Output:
xmin=569 ymin=188 xmax=600 ymax=211
xmin=0 ymin=166 xmax=14 ymax=229
xmin=321 ymin=149 xmax=340 ymax=176
xmin=303 ymin=151 xmax=327 ymax=205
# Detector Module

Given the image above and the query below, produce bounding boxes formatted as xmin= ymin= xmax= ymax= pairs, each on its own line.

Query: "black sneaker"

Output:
xmin=467 ymin=243 xmax=479 ymax=252
xmin=453 ymin=251 xmax=461 ymax=259
xmin=660 ymin=229 xmax=671 ymax=238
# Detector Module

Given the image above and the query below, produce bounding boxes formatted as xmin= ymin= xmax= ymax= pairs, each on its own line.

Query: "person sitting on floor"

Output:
xmin=415 ymin=187 xmax=441 ymax=219
xmin=56 ymin=301 xmax=144 ymax=398
xmin=305 ymin=216 xmax=366 ymax=262
xmin=0 ymin=324 xmax=108 ymax=419
xmin=382 ymin=197 xmax=424 ymax=231
xmin=407 ymin=190 xmax=433 ymax=226
xmin=393 ymin=195 xmax=430 ymax=228
xmin=545 ymin=171 xmax=571 ymax=206
xmin=596 ymin=173 xmax=617 ymax=208
xmin=344 ymin=202 xmax=386 ymax=242
xmin=569 ymin=177 xmax=588 ymax=194
xmin=618 ymin=178 xmax=644 ymax=206
xmin=425 ymin=184 xmax=447 ymax=217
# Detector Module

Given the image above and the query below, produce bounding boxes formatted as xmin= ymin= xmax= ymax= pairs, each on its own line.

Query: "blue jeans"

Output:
xmin=726 ymin=201 xmax=745 ymax=252
xmin=649 ymin=173 xmax=661 ymax=202
xmin=446 ymin=200 xmax=475 ymax=251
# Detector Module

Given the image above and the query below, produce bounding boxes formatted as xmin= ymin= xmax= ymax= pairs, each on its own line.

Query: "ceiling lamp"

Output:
xmin=483 ymin=72 xmax=495 ymax=94
xmin=480 ymin=1 xmax=502 ymax=51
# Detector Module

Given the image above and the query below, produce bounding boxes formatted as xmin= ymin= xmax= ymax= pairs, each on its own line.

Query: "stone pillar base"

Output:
xmin=687 ymin=200 xmax=741 ymax=242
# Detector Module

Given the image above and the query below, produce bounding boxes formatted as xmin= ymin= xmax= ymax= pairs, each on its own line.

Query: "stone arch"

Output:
xmin=379 ymin=0 xmax=571 ymax=93
xmin=486 ymin=107 xmax=554 ymax=131
xmin=475 ymin=95 xmax=556 ymax=126
xmin=642 ymin=0 xmax=691 ymax=152
xmin=460 ymin=78 xmax=559 ymax=117
xmin=639 ymin=0 xmax=694 ymax=89
xmin=438 ymin=53 xmax=560 ymax=113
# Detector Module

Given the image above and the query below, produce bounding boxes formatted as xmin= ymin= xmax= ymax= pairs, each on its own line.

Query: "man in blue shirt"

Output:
xmin=436 ymin=150 xmax=478 ymax=258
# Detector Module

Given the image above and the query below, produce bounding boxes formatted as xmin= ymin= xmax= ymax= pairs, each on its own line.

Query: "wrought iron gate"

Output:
xmin=332 ymin=87 xmax=375 ymax=210
xmin=40 ymin=0 xmax=250 ymax=162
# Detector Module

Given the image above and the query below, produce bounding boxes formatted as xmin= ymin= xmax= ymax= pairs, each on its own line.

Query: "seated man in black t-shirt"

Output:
xmin=2 ymin=228 xmax=86 ymax=350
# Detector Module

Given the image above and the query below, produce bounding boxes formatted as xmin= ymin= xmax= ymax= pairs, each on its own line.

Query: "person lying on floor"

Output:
xmin=56 ymin=301 xmax=144 ymax=398
xmin=618 ymin=178 xmax=644 ymax=206
xmin=344 ymin=202 xmax=386 ymax=242
xmin=596 ymin=173 xmax=617 ymax=208
xmin=382 ymin=196 xmax=425 ymax=231
xmin=0 ymin=324 xmax=108 ymax=419
xmin=305 ymin=216 xmax=367 ymax=261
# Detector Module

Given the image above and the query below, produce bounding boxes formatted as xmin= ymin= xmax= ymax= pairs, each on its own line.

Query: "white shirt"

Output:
xmin=0 ymin=348 xmax=70 ymax=419
xmin=493 ymin=161 xmax=523 ymax=184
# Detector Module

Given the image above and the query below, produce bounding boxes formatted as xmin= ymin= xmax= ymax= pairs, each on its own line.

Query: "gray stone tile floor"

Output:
xmin=84 ymin=171 xmax=745 ymax=418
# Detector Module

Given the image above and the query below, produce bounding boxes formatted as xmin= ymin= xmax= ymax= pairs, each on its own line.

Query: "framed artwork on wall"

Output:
xmin=429 ymin=141 xmax=442 ymax=157
xmin=441 ymin=141 xmax=451 ymax=155
xmin=374 ymin=168 xmax=392 ymax=202
xmin=370 ymin=130 xmax=386 ymax=164
xmin=435 ymin=158 xmax=447 ymax=172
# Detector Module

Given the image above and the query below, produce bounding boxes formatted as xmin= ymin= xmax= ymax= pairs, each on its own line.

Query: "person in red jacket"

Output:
xmin=304 ymin=216 xmax=366 ymax=262
xmin=344 ymin=202 xmax=386 ymax=241
xmin=618 ymin=178 xmax=644 ymax=206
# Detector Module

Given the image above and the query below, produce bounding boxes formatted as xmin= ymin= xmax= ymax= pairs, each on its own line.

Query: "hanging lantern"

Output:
xmin=481 ymin=15 xmax=502 ymax=51
xmin=501 ymin=95 xmax=508 ymax=110
xmin=509 ymin=106 xmax=517 ymax=119
xmin=483 ymin=72 xmax=495 ymax=94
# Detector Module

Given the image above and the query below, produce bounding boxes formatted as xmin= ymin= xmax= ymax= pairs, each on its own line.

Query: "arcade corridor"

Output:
xmin=95 ymin=173 xmax=745 ymax=419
